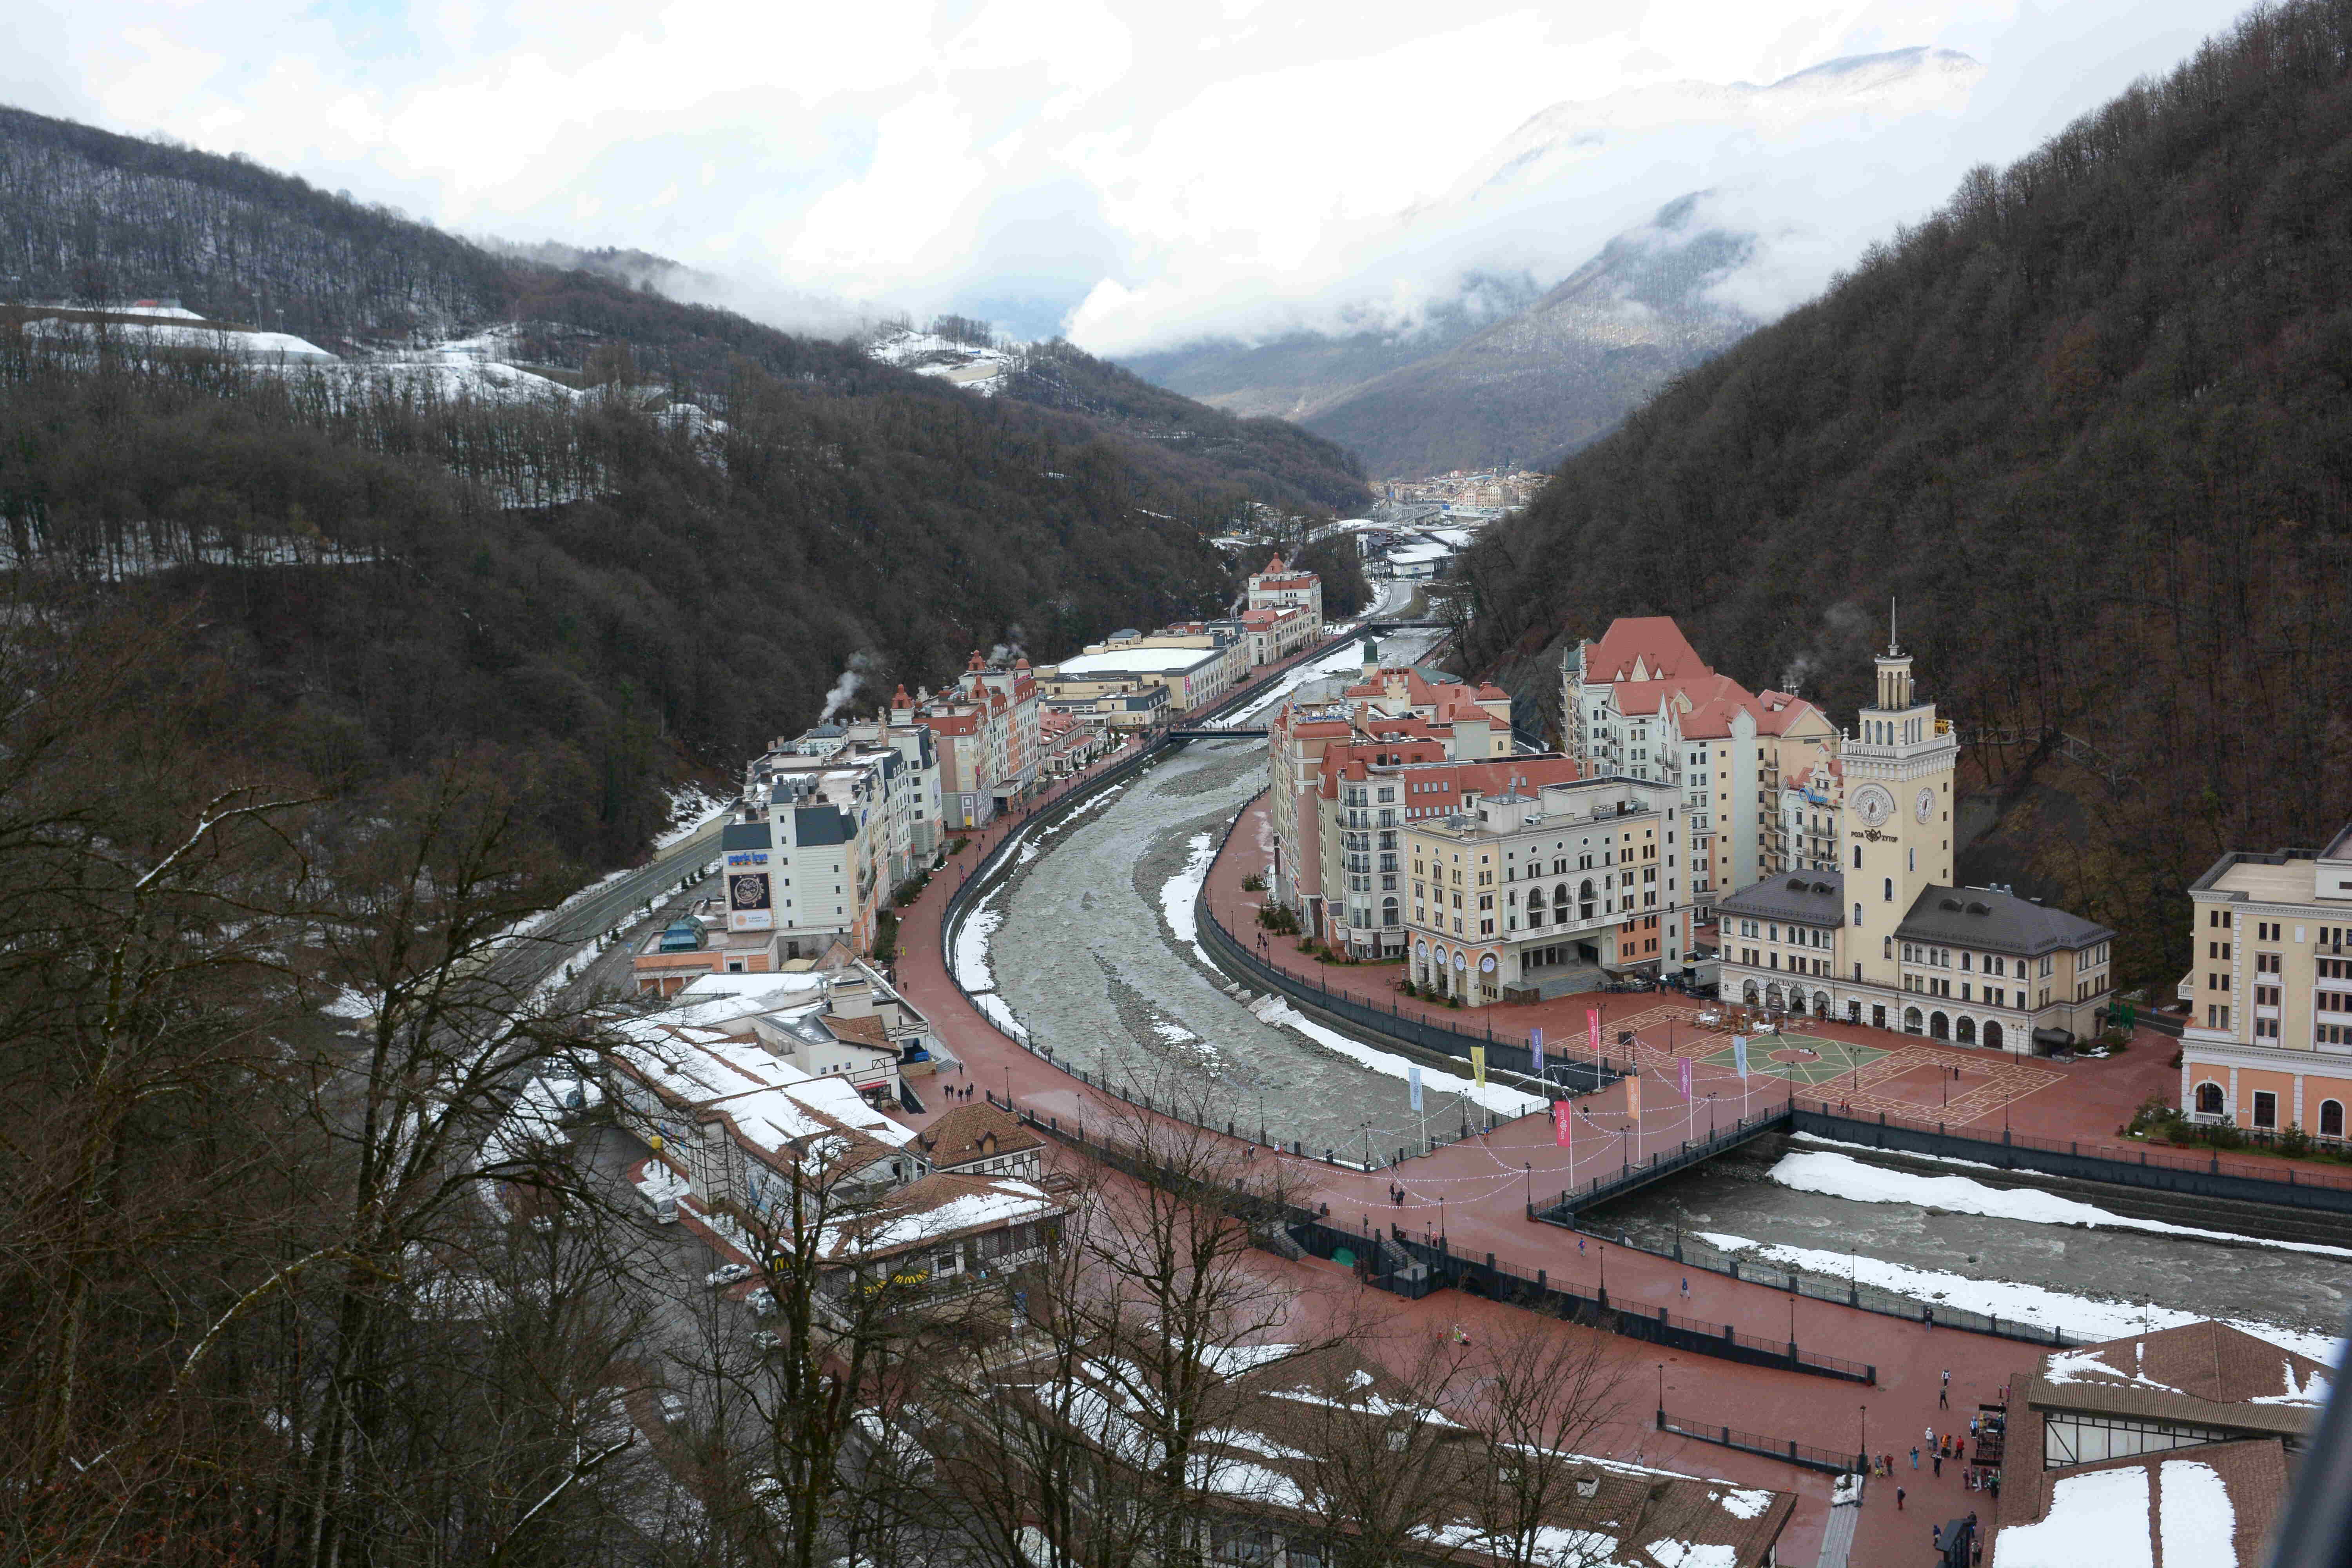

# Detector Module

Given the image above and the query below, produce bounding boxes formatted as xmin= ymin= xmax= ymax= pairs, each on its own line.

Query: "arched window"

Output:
xmin=1883 ymin=936 xmax=1893 ymax=960
xmin=1983 ymin=1021 xmax=2004 ymax=1051
xmin=1956 ymin=1016 xmax=1976 ymax=1045
xmin=1743 ymin=980 xmax=1760 ymax=1005
xmin=1381 ymin=897 xmax=1399 ymax=928
xmin=1853 ymin=845 xmax=1862 ymax=870
xmin=1904 ymin=1007 xmax=1924 ymax=1034
xmin=1884 ymin=877 xmax=1894 ymax=902
xmin=1930 ymin=1011 xmax=1950 ymax=1040
xmin=2322 ymin=1100 xmax=2345 ymax=1139
xmin=2195 ymin=1082 xmax=2225 ymax=1116
xmin=1813 ymin=990 xmax=1831 ymax=1016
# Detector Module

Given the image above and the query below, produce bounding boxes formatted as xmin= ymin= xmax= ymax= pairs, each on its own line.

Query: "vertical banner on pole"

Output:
xmin=1553 ymin=1100 xmax=1573 ymax=1148
xmin=1531 ymin=1027 xmax=1545 ymax=1078
xmin=1733 ymin=1035 xmax=1750 ymax=1079
xmin=1678 ymin=1056 xmax=1692 ymax=1100
xmin=1471 ymin=1045 xmax=1487 ymax=1087
xmin=1408 ymin=1065 xmax=1424 ymax=1112
xmin=1625 ymin=1073 xmax=1642 ymax=1122
xmin=1587 ymin=1007 xmax=1602 ymax=1056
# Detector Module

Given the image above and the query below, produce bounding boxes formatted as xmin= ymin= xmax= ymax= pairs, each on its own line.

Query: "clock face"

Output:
xmin=1854 ymin=785 xmax=1894 ymax=829
xmin=1915 ymin=787 xmax=1935 ymax=824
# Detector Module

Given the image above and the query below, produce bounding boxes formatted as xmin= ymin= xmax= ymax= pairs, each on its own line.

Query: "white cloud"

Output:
xmin=17 ymin=0 xmax=2272 ymax=346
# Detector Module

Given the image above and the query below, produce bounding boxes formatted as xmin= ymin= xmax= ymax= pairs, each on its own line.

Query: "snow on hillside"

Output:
xmin=21 ymin=314 xmax=338 ymax=362
xmin=865 ymin=325 xmax=1021 ymax=396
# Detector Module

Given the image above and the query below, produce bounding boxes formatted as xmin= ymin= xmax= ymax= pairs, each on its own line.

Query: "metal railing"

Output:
xmin=1657 ymin=1410 xmax=1862 ymax=1476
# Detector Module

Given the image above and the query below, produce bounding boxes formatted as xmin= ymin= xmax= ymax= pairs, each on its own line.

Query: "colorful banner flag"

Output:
xmin=1678 ymin=1055 xmax=1692 ymax=1099
xmin=1553 ymin=1100 xmax=1573 ymax=1148
xmin=1587 ymin=1006 xmax=1602 ymax=1056
xmin=1471 ymin=1045 xmax=1486 ymax=1087
xmin=1408 ymin=1065 xmax=1423 ymax=1112
xmin=1531 ymin=1027 xmax=1545 ymax=1077
xmin=1625 ymin=1073 xmax=1642 ymax=1122
xmin=1733 ymin=1035 xmax=1749 ymax=1079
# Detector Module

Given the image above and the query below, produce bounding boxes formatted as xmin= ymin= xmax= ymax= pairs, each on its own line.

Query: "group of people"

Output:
xmin=1871 ymin=1427 xmax=2000 ymax=1500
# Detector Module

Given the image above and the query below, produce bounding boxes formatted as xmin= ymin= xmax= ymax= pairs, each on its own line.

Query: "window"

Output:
xmin=2322 ymin=1100 xmax=2345 ymax=1140
xmin=2195 ymin=1082 xmax=2224 ymax=1116
xmin=1884 ymin=878 xmax=1894 ymax=902
xmin=2251 ymin=1091 xmax=2278 ymax=1130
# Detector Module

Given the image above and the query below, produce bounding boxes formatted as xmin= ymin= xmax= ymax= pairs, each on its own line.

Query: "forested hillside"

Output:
xmin=1457 ymin=0 xmax=2352 ymax=987
xmin=0 ymin=103 xmax=1367 ymax=514
xmin=0 ymin=103 xmax=1372 ymax=871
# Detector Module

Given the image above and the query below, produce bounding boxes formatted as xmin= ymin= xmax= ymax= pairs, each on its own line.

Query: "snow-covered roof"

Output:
xmin=1049 ymin=646 xmax=1223 ymax=678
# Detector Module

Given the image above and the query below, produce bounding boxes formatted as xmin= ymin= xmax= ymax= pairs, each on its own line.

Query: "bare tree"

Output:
xmin=1451 ymin=1326 xmax=1637 ymax=1568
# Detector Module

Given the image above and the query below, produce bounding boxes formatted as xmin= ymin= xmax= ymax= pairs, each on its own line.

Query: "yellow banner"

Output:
xmin=1471 ymin=1045 xmax=1486 ymax=1087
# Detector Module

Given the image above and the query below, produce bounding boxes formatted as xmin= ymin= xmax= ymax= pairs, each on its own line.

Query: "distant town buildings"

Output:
xmin=2179 ymin=822 xmax=2352 ymax=1141
xmin=1378 ymin=468 xmax=1550 ymax=512
xmin=1036 ymin=556 xmax=1323 ymax=719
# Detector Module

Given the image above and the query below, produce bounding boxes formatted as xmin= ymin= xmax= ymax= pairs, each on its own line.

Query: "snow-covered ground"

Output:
xmin=22 ymin=315 xmax=337 ymax=361
xmin=1699 ymin=1233 xmax=2345 ymax=1368
xmin=865 ymin=325 xmax=1021 ymax=394
xmin=1769 ymin=1147 xmax=2352 ymax=1259
xmin=1158 ymin=831 xmax=1219 ymax=963
xmin=1247 ymin=994 xmax=1544 ymax=1120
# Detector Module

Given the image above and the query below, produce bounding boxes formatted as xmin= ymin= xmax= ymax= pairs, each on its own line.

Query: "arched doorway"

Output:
xmin=1983 ymin=1021 xmax=2004 ymax=1052
xmin=2322 ymin=1100 xmax=2345 ymax=1139
xmin=1956 ymin=1016 xmax=1976 ymax=1045
xmin=1813 ymin=990 xmax=1831 ymax=1016
xmin=1929 ymin=1012 xmax=1950 ymax=1040
xmin=2195 ymin=1081 xmax=2225 ymax=1116
xmin=1904 ymin=1007 xmax=1924 ymax=1034
xmin=1765 ymin=983 xmax=1785 ymax=1011
xmin=1743 ymin=980 xmax=1760 ymax=1005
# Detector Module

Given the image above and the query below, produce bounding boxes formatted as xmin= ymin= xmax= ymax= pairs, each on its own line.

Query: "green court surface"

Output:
xmin=1699 ymin=1032 xmax=1889 ymax=1085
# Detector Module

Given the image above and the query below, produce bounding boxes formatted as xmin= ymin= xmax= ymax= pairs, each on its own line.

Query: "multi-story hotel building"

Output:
xmin=1560 ymin=619 xmax=1835 ymax=916
xmin=1245 ymin=553 xmax=1324 ymax=627
xmin=2180 ymin=825 xmax=2352 ymax=1141
xmin=1403 ymin=775 xmax=1685 ymax=1005
xmin=1713 ymin=639 xmax=2115 ymax=1051
xmin=915 ymin=652 xmax=1042 ymax=830
xmin=1265 ymin=641 xmax=1527 ymax=952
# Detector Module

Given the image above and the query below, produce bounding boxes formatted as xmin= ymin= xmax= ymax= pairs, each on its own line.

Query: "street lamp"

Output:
xmin=1860 ymin=1405 xmax=1868 ymax=1474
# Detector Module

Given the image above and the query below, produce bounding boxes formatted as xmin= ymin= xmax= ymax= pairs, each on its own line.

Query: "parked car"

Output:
xmin=706 ymin=1262 xmax=753 ymax=1288
xmin=659 ymin=1392 xmax=687 ymax=1425
xmin=746 ymin=1288 xmax=776 ymax=1318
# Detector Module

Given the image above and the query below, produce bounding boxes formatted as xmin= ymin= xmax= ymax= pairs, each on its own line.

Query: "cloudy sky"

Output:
xmin=4 ymin=0 xmax=2265 ymax=350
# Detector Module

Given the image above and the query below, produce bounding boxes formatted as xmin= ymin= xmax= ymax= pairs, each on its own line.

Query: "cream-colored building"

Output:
xmin=1561 ymin=619 xmax=1836 ymax=916
xmin=1403 ymin=776 xmax=1685 ymax=1005
xmin=2180 ymin=825 xmax=2352 ymax=1142
xmin=1714 ymin=639 xmax=2114 ymax=1052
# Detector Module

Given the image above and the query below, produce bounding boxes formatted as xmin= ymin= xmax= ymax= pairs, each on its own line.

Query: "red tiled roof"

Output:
xmin=1582 ymin=616 xmax=1712 ymax=683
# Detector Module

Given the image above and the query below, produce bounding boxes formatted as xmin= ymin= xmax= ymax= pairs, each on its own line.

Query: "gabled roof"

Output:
xmin=2036 ymin=1321 xmax=2332 ymax=1411
xmin=1896 ymin=884 xmax=2113 ymax=956
xmin=915 ymin=1101 xmax=1045 ymax=1168
xmin=1582 ymin=617 xmax=1712 ymax=684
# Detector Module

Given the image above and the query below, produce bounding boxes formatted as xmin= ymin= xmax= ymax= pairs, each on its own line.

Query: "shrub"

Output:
xmin=948 ymin=837 xmax=970 ymax=857
xmin=1398 ymin=979 xmax=1417 ymax=998
xmin=2280 ymin=1123 xmax=2313 ymax=1158
xmin=1240 ymin=872 xmax=1267 ymax=892
xmin=1256 ymin=902 xmax=1300 ymax=935
xmin=871 ymin=910 xmax=900 ymax=963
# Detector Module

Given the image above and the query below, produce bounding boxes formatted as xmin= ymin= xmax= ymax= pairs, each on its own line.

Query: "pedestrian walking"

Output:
xmin=1933 ymin=1452 xmax=1942 ymax=1478
xmin=1680 ymin=1277 xmax=1690 ymax=1301
xmin=1896 ymin=1486 xmax=1905 ymax=1511
xmin=1926 ymin=1427 xmax=1936 ymax=1450
xmin=1910 ymin=1446 xmax=1919 ymax=1470
xmin=1940 ymin=1385 xmax=1949 ymax=1408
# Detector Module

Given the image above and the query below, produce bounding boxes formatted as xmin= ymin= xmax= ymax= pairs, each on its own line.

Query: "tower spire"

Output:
xmin=1889 ymin=596 xmax=1900 ymax=657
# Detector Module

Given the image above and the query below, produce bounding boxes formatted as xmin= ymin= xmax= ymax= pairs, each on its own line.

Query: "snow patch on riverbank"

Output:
xmin=1768 ymin=1150 xmax=2352 ymax=1259
xmin=953 ymin=896 xmax=1004 ymax=995
xmin=1160 ymin=831 xmax=1219 ymax=964
xmin=1247 ymin=995 xmax=1543 ymax=1119
xmin=1698 ymin=1232 xmax=2346 ymax=1367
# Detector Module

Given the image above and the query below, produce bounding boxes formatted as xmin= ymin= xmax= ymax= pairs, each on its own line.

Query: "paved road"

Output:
xmin=486 ymin=817 xmax=728 ymax=993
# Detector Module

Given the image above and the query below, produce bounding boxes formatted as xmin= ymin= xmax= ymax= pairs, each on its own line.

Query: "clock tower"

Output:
xmin=1842 ymin=617 xmax=1957 ymax=990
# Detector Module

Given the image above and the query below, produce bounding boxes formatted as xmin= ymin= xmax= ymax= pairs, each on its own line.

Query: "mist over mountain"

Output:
xmin=1106 ymin=48 xmax=1982 ymax=473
